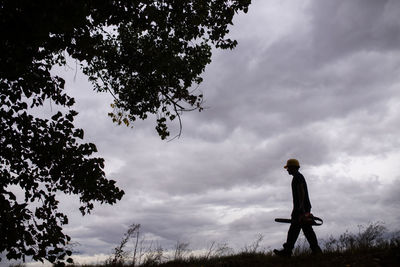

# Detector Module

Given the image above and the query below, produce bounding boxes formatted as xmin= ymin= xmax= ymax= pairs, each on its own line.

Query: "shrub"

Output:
xmin=323 ymin=222 xmax=391 ymax=252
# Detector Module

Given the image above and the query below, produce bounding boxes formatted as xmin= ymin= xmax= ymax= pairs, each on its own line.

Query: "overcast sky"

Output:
xmin=13 ymin=0 xmax=400 ymax=265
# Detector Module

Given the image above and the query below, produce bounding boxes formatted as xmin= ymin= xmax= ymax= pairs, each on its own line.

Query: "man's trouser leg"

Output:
xmin=283 ymin=223 xmax=301 ymax=251
xmin=302 ymin=225 xmax=322 ymax=253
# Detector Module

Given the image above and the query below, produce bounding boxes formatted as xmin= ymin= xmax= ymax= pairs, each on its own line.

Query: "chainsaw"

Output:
xmin=275 ymin=213 xmax=323 ymax=226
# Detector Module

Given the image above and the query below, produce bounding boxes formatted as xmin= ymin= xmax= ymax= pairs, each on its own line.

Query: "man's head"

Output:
xmin=284 ymin=159 xmax=300 ymax=175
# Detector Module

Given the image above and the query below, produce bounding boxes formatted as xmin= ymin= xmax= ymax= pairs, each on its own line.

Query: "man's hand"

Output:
xmin=299 ymin=212 xmax=313 ymax=225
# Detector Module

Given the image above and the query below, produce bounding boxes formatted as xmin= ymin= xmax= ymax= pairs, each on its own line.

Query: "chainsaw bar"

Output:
xmin=274 ymin=216 xmax=323 ymax=226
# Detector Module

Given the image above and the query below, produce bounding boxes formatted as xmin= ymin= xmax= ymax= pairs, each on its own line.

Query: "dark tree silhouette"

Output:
xmin=0 ymin=0 xmax=251 ymax=264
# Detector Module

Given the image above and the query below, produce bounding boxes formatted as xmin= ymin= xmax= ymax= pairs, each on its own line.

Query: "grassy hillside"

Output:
xmin=67 ymin=222 xmax=399 ymax=267
xmin=70 ymin=246 xmax=400 ymax=267
xmin=150 ymin=247 xmax=399 ymax=267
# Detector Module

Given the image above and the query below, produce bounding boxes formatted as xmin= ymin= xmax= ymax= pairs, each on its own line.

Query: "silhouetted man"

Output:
xmin=274 ymin=159 xmax=322 ymax=257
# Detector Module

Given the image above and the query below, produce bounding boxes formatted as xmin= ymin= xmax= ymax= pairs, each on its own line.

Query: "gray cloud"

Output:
xmin=310 ymin=0 xmax=400 ymax=63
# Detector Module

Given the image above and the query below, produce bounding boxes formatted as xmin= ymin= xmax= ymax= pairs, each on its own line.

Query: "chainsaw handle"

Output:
xmin=311 ymin=216 xmax=323 ymax=226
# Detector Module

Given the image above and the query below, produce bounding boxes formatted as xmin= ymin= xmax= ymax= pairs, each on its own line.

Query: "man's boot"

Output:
xmin=311 ymin=246 xmax=322 ymax=255
xmin=273 ymin=248 xmax=292 ymax=258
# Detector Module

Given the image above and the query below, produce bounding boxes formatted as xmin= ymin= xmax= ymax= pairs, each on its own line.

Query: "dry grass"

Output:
xmin=55 ymin=222 xmax=400 ymax=267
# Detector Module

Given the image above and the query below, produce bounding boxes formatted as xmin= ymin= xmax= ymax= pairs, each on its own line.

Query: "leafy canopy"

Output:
xmin=0 ymin=0 xmax=250 ymax=264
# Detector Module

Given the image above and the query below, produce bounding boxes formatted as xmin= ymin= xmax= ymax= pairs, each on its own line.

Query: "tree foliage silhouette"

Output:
xmin=0 ymin=0 xmax=251 ymax=264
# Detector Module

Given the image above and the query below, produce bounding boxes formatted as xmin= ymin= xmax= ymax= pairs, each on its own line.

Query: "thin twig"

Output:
xmin=167 ymin=103 xmax=183 ymax=142
xmin=99 ymin=75 xmax=119 ymax=102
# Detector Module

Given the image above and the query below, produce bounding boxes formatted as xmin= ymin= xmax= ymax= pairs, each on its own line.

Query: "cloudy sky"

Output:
xmin=14 ymin=0 xmax=400 ymax=265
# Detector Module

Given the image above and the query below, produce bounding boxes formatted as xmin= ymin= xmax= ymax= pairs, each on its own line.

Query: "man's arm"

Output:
xmin=296 ymin=182 xmax=306 ymax=213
